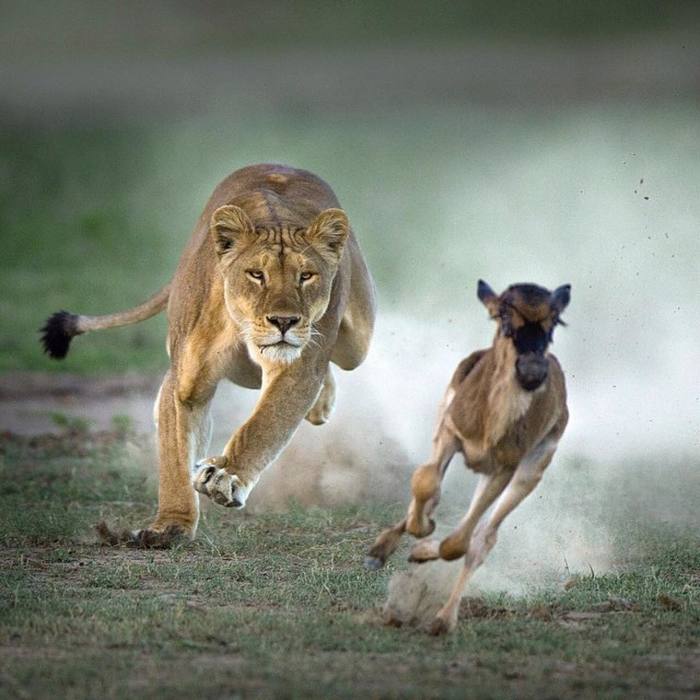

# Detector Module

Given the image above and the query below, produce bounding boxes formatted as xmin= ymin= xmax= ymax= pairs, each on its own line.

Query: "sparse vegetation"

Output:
xmin=110 ymin=414 xmax=135 ymax=438
xmin=0 ymin=430 xmax=697 ymax=699
xmin=49 ymin=411 xmax=92 ymax=434
xmin=2 ymin=8 xmax=699 ymax=696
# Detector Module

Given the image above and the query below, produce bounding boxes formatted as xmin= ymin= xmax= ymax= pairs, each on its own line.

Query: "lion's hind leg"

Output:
xmin=330 ymin=251 xmax=376 ymax=372
xmin=305 ymin=365 xmax=336 ymax=425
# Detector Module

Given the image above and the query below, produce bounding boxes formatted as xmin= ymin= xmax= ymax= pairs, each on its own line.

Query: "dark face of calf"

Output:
xmin=512 ymin=322 xmax=550 ymax=391
xmin=477 ymin=279 xmax=571 ymax=393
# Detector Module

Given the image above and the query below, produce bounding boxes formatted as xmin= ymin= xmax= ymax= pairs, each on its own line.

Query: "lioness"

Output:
xmin=41 ymin=164 xmax=376 ymax=546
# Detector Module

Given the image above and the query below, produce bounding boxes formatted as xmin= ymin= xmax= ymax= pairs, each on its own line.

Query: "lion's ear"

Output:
xmin=210 ymin=205 xmax=255 ymax=257
xmin=307 ymin=208 xmax=348 ymax=263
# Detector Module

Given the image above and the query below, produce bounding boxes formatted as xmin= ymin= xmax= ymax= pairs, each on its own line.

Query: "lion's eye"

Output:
xmin=246 ymin=270 xmax=264 ymax=281
xmin=299 ymin=272 xmax=315 ymax=283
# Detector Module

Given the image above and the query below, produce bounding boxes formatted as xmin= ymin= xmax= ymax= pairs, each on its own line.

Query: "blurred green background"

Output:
xmin=0 ymin=2 xmax=698 ymax=463
xmin=1 ymin=6 xmax=699 ymax=694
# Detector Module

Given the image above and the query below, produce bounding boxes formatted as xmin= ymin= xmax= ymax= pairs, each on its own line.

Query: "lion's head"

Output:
xmin=210 ymin=204 xmax=348 ymax=365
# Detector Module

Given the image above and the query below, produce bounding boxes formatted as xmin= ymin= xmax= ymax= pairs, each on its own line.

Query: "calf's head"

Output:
xmin=477 ymin=280 xmax=571 ymax=391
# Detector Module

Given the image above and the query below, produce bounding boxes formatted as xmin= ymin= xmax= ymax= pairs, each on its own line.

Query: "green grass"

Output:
xmin=3 ymin=101 xmax=700 ymax=376
xmin=0 ymin=127 xmax=172 ymax=374
xmin=0 ymin=430 xmax=698 ymax=699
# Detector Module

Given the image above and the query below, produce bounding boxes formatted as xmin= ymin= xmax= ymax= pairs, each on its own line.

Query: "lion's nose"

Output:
xmin=267 ymin=315 xmax=300 ymax=335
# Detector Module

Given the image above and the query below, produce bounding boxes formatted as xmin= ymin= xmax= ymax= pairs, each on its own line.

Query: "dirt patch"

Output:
xmin=0 ymin=372 xmax=161 ymax=400
xmin=0 ymin=372 xmax=410 ymax=508
xmin=0 ymin=373 xmax=161 ymax=436
xmin=461 ymin=596 xmax=515 ymax=619
xmin=0 ymin=372 xmax=162 ymax=437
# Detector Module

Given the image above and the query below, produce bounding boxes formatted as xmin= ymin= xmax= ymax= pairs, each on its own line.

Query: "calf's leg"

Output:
xmin=365 ymin=432 xmax=458 ymax=569
xmin=429 ymin=439 xmax=557 ymax=634
xmin=408 ymin=468 xmax=511 ymax=563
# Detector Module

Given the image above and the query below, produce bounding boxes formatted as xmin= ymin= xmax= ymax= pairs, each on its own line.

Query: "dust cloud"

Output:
xmin=5 ymin=291 xmax=694 ymax=622
xmin=223 ymin=304 xmax=699 ymax=623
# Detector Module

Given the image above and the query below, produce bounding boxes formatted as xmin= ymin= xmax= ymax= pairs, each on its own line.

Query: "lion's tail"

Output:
xmin=40 ymin=283 xmax=171 ymax=359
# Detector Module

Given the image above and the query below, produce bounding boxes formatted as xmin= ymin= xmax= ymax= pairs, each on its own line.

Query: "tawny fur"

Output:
xmin=42 ymin=164 xmax=376 ymax=546
xmin=367 ymin=280 xmax=569 ymax=635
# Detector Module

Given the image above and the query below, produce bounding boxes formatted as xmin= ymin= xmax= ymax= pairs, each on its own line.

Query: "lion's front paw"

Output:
xmin=305 ymin=402 xmax=332 ymax=426
xmin=192 ymin=458 xmax=256 ymax=509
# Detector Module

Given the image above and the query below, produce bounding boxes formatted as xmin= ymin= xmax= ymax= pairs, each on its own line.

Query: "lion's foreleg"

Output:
xmin=151 ymin=371 xmax=214 ymax=537
xmin=97 ymin=370 xmax=214 ymax=548
xmin=193 ymin=356 xmax=327 ymax=509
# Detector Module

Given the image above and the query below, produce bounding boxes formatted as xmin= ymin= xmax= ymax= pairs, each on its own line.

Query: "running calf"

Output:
xmin=366 ymin=280 xmax=571 ymax=635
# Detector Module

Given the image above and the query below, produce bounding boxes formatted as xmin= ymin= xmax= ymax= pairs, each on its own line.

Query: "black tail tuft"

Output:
xmin=40 ymin=311 xmax=81 ymax=359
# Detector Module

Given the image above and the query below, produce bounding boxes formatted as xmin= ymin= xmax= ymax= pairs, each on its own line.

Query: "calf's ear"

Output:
xmin=477 ymin=279 xmax=500 ymax=316
xmin=550 ymin=284 xmax=571 ymax=314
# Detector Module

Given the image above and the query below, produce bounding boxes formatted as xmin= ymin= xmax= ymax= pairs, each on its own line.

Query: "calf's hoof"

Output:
xmin=406 ymin=517 xmax=436 ymax=539
xmin=364 ymin=555 xmax=385 ymax=571
xmin=407 ymin=539 xmax=441 ymax=563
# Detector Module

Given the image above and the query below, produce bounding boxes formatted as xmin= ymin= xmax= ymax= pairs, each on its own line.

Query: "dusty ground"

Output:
xmin=0 ymin=373 xmax=161 ymax=435
xmin=2 ymin=6 xmax=699 ymax=696
xmin=0 ymin=383 xmax=698 ymax=698
xmin=0 ymin=372 xmax=409 ymax=510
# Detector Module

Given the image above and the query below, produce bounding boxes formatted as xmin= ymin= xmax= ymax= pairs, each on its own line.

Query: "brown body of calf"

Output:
xmin=366 ymin=279 xmax=571 ymax=635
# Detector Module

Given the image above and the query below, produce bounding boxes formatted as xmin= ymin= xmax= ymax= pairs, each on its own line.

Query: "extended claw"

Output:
xmin=191 ymin=459 xmax=257 ymax=509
